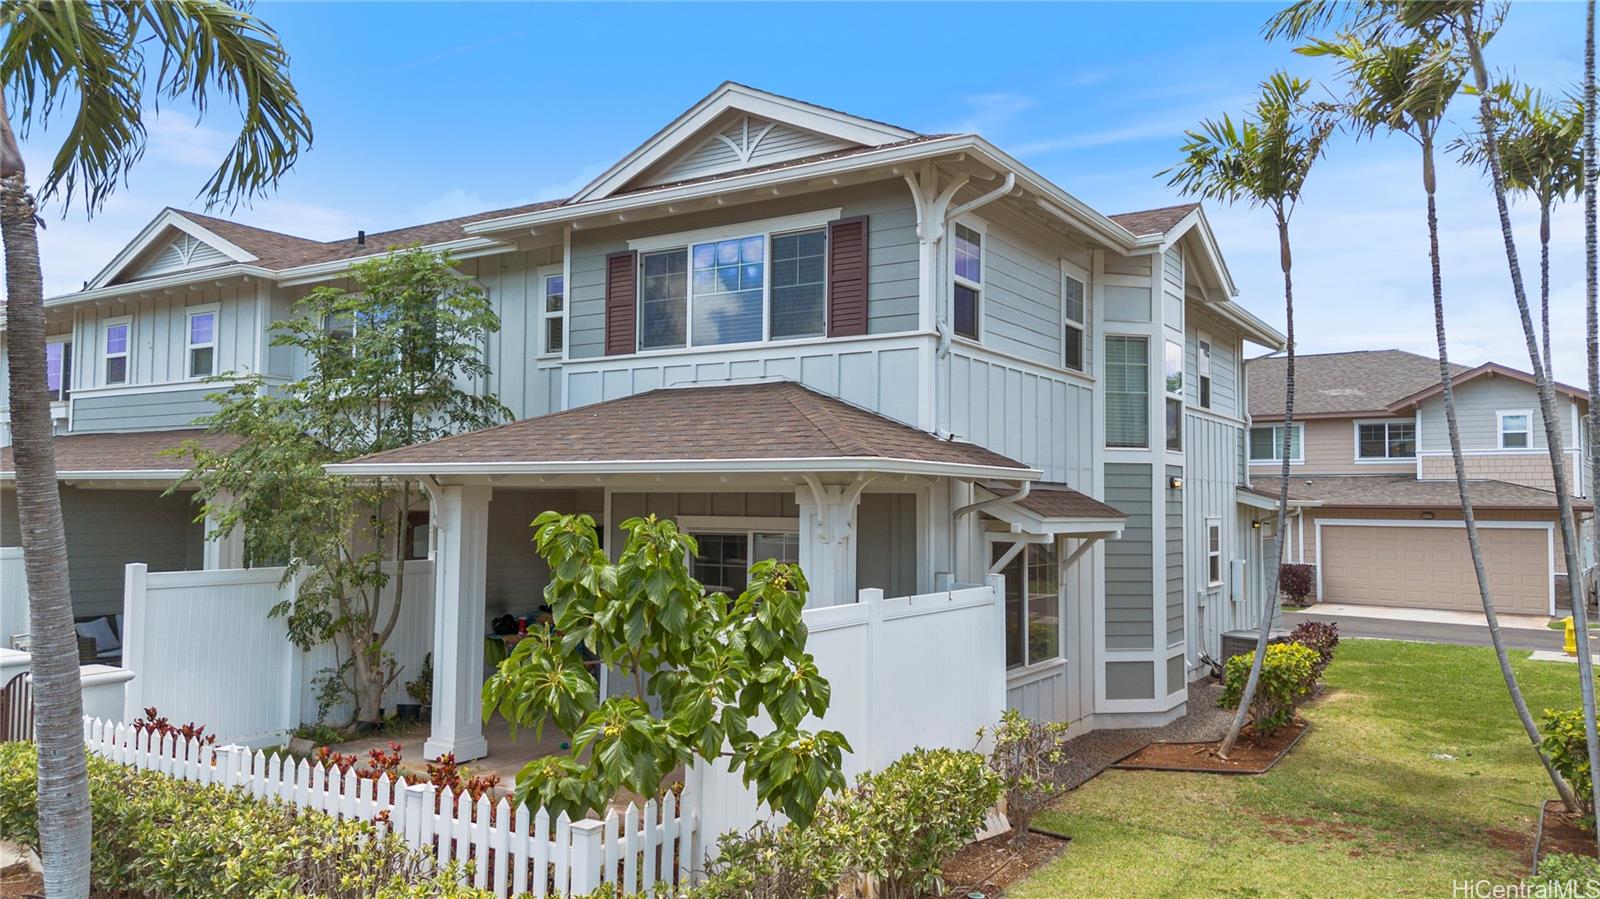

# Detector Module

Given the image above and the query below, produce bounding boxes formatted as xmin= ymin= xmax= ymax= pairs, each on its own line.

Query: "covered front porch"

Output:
xmin=328 ymin=380 xmax=1051 ymax=763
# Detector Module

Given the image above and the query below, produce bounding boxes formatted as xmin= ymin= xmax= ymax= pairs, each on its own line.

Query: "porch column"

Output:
xmin=424 ymin=484 xmax=492 ymax=761
xmin=201 ymin=490 xmax=245 ymax=570
xmin=796 ymin=478 xmax=869 ymax=607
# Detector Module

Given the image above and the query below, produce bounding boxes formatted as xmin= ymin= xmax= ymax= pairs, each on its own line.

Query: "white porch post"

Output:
xmin=796 ymin=478 xmax=870 ymax=607
xmin=201 ymin=490 xmax=245 ymax=570
xmin=424 ymin=484 xmax=492 ymax=761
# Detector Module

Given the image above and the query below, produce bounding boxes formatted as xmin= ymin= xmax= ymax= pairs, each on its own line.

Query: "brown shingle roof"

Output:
xmin=1015 ymin=482 xmax=1124 ymax=520
xmin=0 ymin=429 xmax=238 ymax=478
xmin=607 ymin=134 xmax=952 ymax=199
xmin=1246 ymin=349 xmax=1469 ymax=418
xmin=1254 ymin=474 xmax=1592 ymax=511
xmin=1107 ymin=203 xmax=1199 ymax=236
xmin=338 ymin=381 xmax=1032 ymax=474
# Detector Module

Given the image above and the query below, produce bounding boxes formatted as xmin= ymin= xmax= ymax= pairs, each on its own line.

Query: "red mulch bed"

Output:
xmin=1110 ymin=721 xmax=1309 ymax=775
xmin=938 ymin=829 xmax=1069 ymax=897
xmin=1536 ymin=800 xmax=1598 ymax=870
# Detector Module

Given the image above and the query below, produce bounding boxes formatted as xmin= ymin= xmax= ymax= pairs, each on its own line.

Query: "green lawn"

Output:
xmin=1011 ymin=640 xmax=1589 ymax=898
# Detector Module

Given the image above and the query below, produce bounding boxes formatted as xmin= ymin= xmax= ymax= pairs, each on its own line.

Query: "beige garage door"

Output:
xmin=1320 ymin=524 xmax=1550 ymax=614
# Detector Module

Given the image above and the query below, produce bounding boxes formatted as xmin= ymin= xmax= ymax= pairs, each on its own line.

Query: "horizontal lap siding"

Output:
xmin=1105 ymin=463 xmax=1153 ymax=650
xmin=72 ymin=386 xmax=224 ymax=432
xmin=637 ymin=118 xmax=855 ymax=188
xmin=1166 ymin=464 xmax=1184 ymax=647
xmin=566 ymin=182 xmax=918 ymax=360
xmin=983 ymin=227 xmax=1062 ymax=367
xmin=1419 ymin=381 xmax=1576 ymax=452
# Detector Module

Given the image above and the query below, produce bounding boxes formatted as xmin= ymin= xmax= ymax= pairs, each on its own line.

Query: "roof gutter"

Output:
xmin=325 ymin=456 xmax=1043 ymax=482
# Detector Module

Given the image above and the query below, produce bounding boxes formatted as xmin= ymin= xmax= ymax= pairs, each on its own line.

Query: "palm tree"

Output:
xmin=1163 ymin=72 xmax=1330 ymax=757
xmin=1300 ymin=32 xmax=1580 ymax=811
xmin=0 ymin=3 xmax=310 ymax=895
xmin=1458 ymin=83 xmax=1583 ymax=376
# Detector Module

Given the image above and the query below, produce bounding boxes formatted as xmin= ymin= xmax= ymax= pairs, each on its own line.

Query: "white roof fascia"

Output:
xmin=272 ymin=237 xmax=513 ymax=286
xmin=1210 ymin=302 xmax=1284 ymax=350
xmin=88 ymin=209 xmax=261 ymax=290
xmin=327 ymin=456 xmax=1043 ymax=482
xmin=45 ymin=263 xmax=276 ymax=309
xmin=1160 ymin=206 xmax=1238 ymax=298
xmin=570 ymin=83 xmax=917 ymax=203
xmin=0 ymin=469 xmax=189 ymax=482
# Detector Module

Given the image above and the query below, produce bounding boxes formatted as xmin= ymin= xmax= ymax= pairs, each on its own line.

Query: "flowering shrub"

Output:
xmin=132 ymin=705 xmax=216 ymax=748
xmin=1219 ymin=642 xmax=1319 ymax=737
xmin=311 ymin=742 xmax=502 ymax=815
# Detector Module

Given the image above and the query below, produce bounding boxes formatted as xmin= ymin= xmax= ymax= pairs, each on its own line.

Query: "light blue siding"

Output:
xmin=1418 ymin=377 xmax=1578 ymax=452
xmin=1166 ymin=464 xmax=1184 ymax=646
xmin=72 ymin=386 xmax=222 ymax=432
xmin=982 ymin=226 xmax=1062 ymax=366
xmin=1105 ymin=462 xmax=1153 ymax=650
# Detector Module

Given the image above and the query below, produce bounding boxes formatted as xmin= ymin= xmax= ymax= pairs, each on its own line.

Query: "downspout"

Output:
xmin=951 ymin=479 xmax=1031 ymax=582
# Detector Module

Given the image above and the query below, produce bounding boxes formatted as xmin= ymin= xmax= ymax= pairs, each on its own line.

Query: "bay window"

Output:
xmin=1197 ymin=337 xmax=1213 ymax=409
xmin=1106 ymin=336 xmax=1149 ymax=449
xmin=993 ymin=541 xmax=1060 ymax=670
xmin=953 ymin=223 xmax=982 ymax=340
xmin=45 ymin=338 xmax=71 ymax=403
xmin=1165 ymin=340 xmax=1183 ymax=451
xmin=543 ymin=274 xmax=565 ymax=355
xmin=103 ymin=317 xmax=131 ymax=386
xmin=637 ymin=226 xmax=828 ymax=349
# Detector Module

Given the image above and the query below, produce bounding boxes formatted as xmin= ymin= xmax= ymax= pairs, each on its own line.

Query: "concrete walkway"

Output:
xmin=1284 ymin=603 xmax=1563 ymax=652
xmin=1056 ymin=681 xmax=1233 ymax=792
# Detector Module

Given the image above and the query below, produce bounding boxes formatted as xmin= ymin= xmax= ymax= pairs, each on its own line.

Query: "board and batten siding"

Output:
xmin=1185 ymin=413 xmax=1255 ymax=667
xmin=1165 ymin=464 xmax=1184 ymax=647
xmin=1185 ymin=306 xmax=1241 ymax=419
xmin=79 ymin=283 xmax=261 ymax=389
xmin=1 ymin=487 xmax=204 ymax=618
xmin=1104 ymin=463 xmax=1153 ymax=650
xmin=945 ymin=348 xmax=1095 ymax=486
xmin=981 ymin=224 xmax=1065 ymax=367
xmin=1417 ymin=378 xmax=1579 ymax=452
xmin=566 ymin=181 xmax=919 ymax=360
xmin=459 ymin=247 xmax=564 ymax=422
xmin=634 ymin=116 xmax=856 ymax=189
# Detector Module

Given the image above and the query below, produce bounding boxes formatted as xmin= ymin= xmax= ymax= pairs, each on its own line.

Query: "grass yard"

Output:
xmin=1011 ymin=639 xmax=1589 ymax=898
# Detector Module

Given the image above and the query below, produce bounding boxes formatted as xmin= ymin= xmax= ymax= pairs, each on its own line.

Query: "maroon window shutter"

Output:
xmin=826 ymin=216 xmax=869 ymax=338
xmin=605 ymin=250 xmax=638 ymax=356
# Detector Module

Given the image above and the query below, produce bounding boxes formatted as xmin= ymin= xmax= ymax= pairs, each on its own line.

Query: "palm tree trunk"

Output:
xmin=1541 ymin=199 xmax=1554 ymax=377
xmin=1464 ymin=13 xmax=1600 ymax=832
xmin=0 ymin=92 xmax=92 ymax=899
xmin=1424 ymin=134 xmax=1579 ymax=810
xmin=1584 ymin=0 xmax=1600 ymax=820
xmin=1219 ymin=209 xmax=1295 ymax=758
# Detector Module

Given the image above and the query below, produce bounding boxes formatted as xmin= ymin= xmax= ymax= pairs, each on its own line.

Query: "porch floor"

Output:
xmin=331 ymin=714 xmax=571 ymax=784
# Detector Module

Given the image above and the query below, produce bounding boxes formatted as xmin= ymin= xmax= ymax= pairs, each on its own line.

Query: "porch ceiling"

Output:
xmin=328 ymin=381 xmax=1040 ymax=481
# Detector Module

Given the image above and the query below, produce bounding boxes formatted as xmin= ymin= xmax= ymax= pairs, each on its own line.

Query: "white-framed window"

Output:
xmin=689 ymin=529 xmax=800 ymax=595
xmin=185 ymin=305 xmax=218 ymax=379
xmin=1197 ymin=336 xmax=1213 ymax=409
xmin=636 ymin=225 xmax=828 ymax=350
xmin=1206 ymin=519 xmax=1223 ymax=587
xmin=1499 ymin=411 xmax=1533 ymax=449
xmin=45 ymin=336 xmax=72 ymax=403
xmin=102 ymin=316 xmax=131 ymax=386
xmin=1249 ymin=423 xmax=1304 ymax=463
xmin=1106 ymin=335 xmax=1149 ymax=449
xmin=1063 ymin=272 xmax=1087 ymax=372
xmin=1164 ymin=340 xmax=1184 ymax=452
xmin=992 ymin=541 xmax=1061 ymax=670
xmin=542 ymin=273 xmax=565 ymax=355
xmin=952 ymin=222 xmax=983 ymax=341
xmin=1356 ymin=419 xmax=1416 ymax=459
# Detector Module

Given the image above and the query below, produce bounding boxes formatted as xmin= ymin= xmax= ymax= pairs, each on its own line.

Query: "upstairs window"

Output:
xmin=1249 ymin=423 xmax=1304 ymax=463
xmin=1165 ymin=340 xmax=1184 ymax=451
xmin=691 ymin=236 xmax=764 ymax=345
xmin=1357 ymin=420 xmax=1416 ymax=459
xmin=103 ymin=318 xmax=131 ymax=386
xmin=639 ymin=248 xmax=689 ymax=350
xmin=953 ymin=223 xmax=982 ymax=340
xmin=45 ymin=338 xmax=71 ymax=403
xmin=1106 ymin=336 xmax=1149 ymax=449
xmin=1499 ymin=411 xmax=1533 ymax=449
xmin=1063 ymin=274 xmax=1086 ymax=372
xmin=1197 ymin=337 xmax=1213 ymax=409
xmin=770 ymin=229 xmax=827 ymax=339
xmin=543 ymin=274 xmax=565 ymax=355
xmin=186 ymin=307 xmax=217 ymax=379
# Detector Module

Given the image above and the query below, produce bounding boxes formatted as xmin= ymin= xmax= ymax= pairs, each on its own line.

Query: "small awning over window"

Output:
xmin=983 ymin=481 xmax=1126 ymax=538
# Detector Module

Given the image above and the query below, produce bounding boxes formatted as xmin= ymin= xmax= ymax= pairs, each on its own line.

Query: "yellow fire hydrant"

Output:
xmin=1566 ymin=616 xmax=1579 ymax=656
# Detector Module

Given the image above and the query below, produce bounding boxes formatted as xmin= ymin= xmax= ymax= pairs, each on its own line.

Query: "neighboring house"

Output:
xmin=1245 ymin=349 xmax=1593 ymax=616
xmin=0 ymin=83 xmax=1286 ymax=749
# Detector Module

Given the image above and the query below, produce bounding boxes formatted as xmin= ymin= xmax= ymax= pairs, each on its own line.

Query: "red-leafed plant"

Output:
xmin=314 ymin=741 xmax=402 ymax=780
xmin=425 ymin=752 xmax=501 ymax=808
xmin=132 ymin=707 xmax=216 ymax=747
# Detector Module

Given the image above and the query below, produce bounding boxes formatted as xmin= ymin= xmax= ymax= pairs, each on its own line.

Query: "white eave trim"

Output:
xmin=326 ymin=455 xmax=1043 ymax=481
xmin=1236 ymin=487 xmax=1321 ymax=510
xmin=0 ymin=469 xmax=189 ymax=482
xmin=1210 ymin=302 xmax=1284 ymax=350
xmin=88 ymin=209 xmax=261 ymax=290
xmin=47 ymin=263 xmax=277 ymax=309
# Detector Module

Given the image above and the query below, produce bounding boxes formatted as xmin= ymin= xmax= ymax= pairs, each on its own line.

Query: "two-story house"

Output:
xmin=1246 ymin=348 xmax=1592 ymax=617
xmin=1 ymin=83 xmax=1285 ymax=753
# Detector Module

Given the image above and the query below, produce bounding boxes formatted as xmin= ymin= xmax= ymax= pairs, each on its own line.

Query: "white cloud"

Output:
xmin=939 ymin=93 xmax=1036 ymax=135
xmin=146 ymin=113 xmax=234 ymax=169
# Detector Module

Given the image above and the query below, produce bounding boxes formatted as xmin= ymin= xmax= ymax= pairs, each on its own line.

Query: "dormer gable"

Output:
xmin=91 ymin=209 xmax=259 ymax=289
xmin=570 ymin=82 xmax=918 ymax=204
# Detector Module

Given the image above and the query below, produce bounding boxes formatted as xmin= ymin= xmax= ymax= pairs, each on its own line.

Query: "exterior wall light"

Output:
xmin=1421 ymin=511 xmax=1436 ymax=520
xmin=1169 ymin=476 xmax=1184 ymax=490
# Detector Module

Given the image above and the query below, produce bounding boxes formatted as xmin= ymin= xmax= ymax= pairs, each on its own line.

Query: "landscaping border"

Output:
xmin=1533 ymin=799 xmax=1599 ymax=873
xmin=1107 ymin=722 xmax=1311 ymax=775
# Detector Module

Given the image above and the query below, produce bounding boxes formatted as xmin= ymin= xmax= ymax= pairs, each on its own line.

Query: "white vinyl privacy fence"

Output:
xmin=121 ymin=560 xmax=435 ymax=745
xmin=0 ymin=547 xmax=26 ymax=649
xmin=83 ymin=716 xmax=698 ymax=897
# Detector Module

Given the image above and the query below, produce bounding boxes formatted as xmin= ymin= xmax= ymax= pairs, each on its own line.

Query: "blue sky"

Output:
xmin=17 ymin=1 xmax=1595 ymax=380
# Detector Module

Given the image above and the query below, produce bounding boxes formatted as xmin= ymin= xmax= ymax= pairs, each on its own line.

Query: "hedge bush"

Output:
xmin=0 ymin=742 xmax=491 ymax=898
xmin=1541 ymin=708 xmax=1597 ymax=825
xmin=1279 ymin=563 xmax=1315 ymax=605
xmin=1287 ymin=620 xmax=1340 ymax=682
xmin=1218 ymin=642 xmax=1319 ymax=737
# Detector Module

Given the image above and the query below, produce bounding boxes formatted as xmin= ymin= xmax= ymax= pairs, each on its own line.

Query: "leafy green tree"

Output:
xmin=484 ymin=512 xmax=850 ymax=826
xmin=0 ymin=2 xmax=311 ymax=893
xmin=176 ymin=247 xmax=508 ymax=726
xmin=1162 ymin=71 xmax=1330 ymax=757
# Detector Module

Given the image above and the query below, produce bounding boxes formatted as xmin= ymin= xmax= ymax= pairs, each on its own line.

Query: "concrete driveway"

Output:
xmin=1283 ymin=603 xmax=1565 ymax=652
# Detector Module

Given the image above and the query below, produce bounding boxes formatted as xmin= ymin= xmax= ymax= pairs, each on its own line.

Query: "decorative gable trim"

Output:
xmin=570 ymin=82 xmax=917 ymax=204
xmin=632 ymin=114 xmax=858 ymax=191
xmin=90 ymin=209 xmax=259 ymax=289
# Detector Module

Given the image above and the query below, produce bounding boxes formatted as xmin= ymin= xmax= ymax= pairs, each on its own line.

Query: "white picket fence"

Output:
xmin=83 ymin=716 xmax=699 ymax=898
